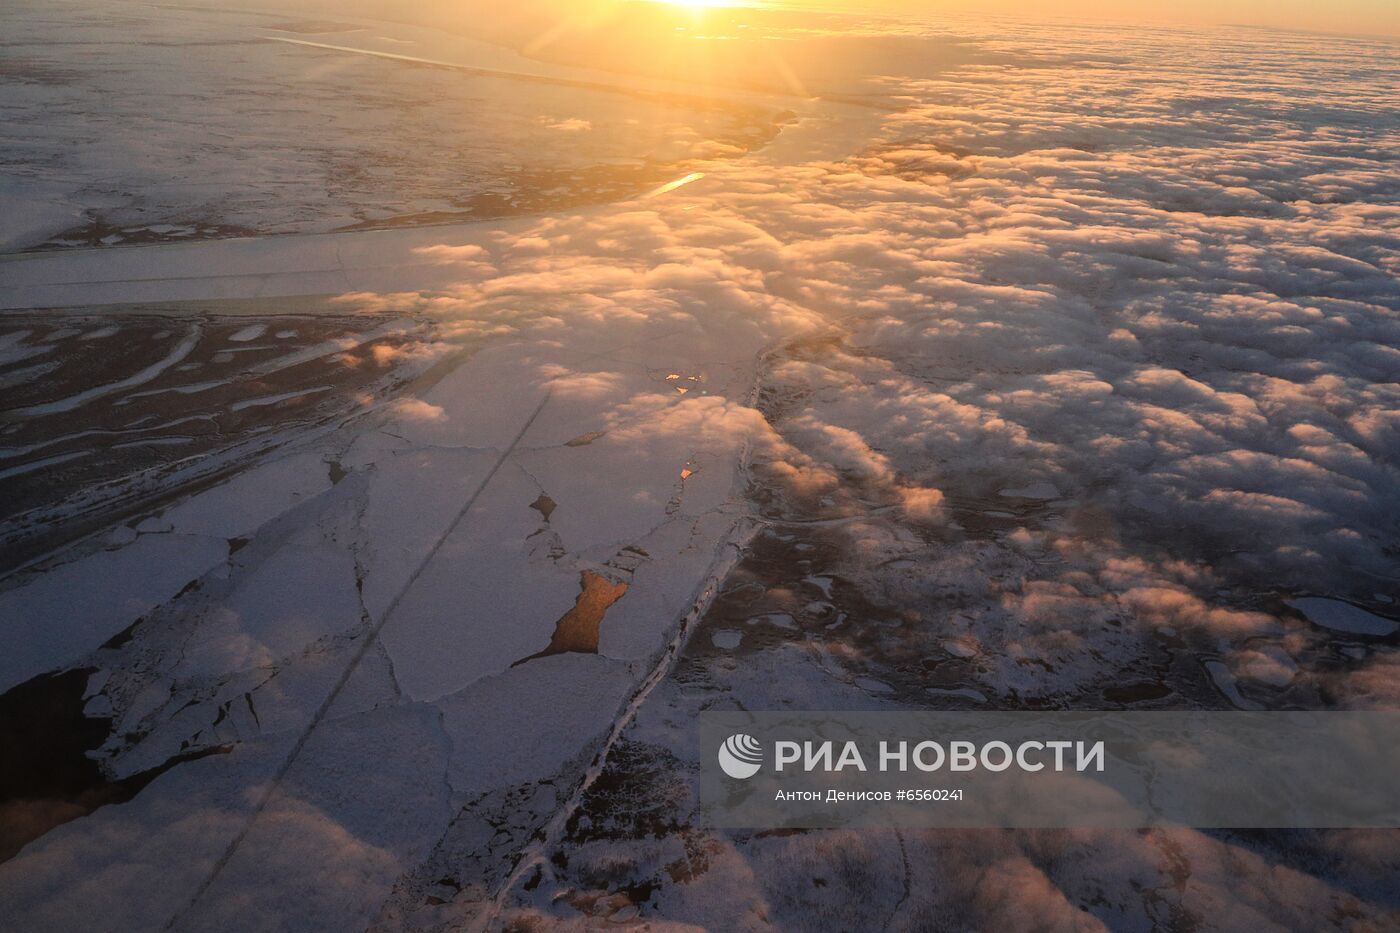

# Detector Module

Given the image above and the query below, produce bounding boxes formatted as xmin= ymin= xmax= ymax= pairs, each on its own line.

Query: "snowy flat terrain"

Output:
xmin=1 ymin=1 xmax=1399 ymax=930
xmin=0 ymin=0 xmax=786 ymax=251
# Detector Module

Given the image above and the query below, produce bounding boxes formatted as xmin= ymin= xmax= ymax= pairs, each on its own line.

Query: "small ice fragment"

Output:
xmin=83 ymin=693 xmax=113 ymax=717
xmin=855 ymin=677 xmax=894 ymax=694
xmin=107 ymin=526 xmax=138 ymax=546
xmin=1287 ymin=597 xmax=1398 ymax=636
xmin=998 ymin=481 xmax=1059 ymax=499
xmin=711 ymin=629 xmax=742 ymax=650
xmin=0 ymin=331 xmax=33 ymax=354
xmin=230 ymin=386 xmax=332 ymax=411
xmin=1203 ymin=659 xmax=1262 ymax=710
xmin=926 ymin=686 xmax=987 ymax=703
xmin=122 ymin=682 xmax=173 ymax=727
xmin=229 ymin=324 xmax=268 ymax=342
xmin=83 ymin=670 xmax=111 ymax=699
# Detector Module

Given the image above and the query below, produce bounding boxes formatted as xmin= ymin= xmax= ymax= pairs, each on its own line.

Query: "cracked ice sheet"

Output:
xmin=375 ymin=328 xmax=768 ymax=699
xmin=131 ymin=658 xmax=636 ymax=932
xmin=0 ymin=266 xmax=781 ymax=923
xmin=0 ymin=446 xmax=340 ymax=693
xmin=105 ymin=624 xmax=401 ymax=780
xmin=437 ymin=653 xmax=637 ymax=796
xmin=0 ymin=534 xmax=229 ymax=693
xmin=378 ymin=459 xmax=584 ymax=700
xmin=174 ymin=703 xmax=455 ymax=933
xmin=0 ymin=733 xmax=296 ymax=931
xmin=348 ymin=443 xmax=505 ymax=622
xmin=514 ymin=387 xmax=744 ymax=552
xmin=0 ymin=703 xmax=455 ymax=933
xmin=157 ymin=451 xmax=334 ymax=541
xmin=174 ymin=542 xmax=364 ymax=678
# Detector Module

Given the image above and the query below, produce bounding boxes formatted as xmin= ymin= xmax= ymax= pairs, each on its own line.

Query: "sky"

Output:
xmin=788 ymin=0 xmax=1400 ymax=37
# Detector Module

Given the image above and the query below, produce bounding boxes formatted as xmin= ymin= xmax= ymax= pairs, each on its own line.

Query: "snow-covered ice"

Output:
xmin=1288 ymin=597 xmax=1399 ymax=637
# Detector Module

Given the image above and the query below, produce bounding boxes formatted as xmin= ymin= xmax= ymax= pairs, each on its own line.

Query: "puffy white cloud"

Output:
xmin=387 ymin=398 xmax=446 ymax=422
